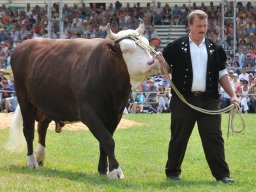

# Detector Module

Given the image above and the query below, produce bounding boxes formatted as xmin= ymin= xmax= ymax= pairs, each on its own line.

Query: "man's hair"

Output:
xmin=187 ymin=10 xmax=208 ymax=24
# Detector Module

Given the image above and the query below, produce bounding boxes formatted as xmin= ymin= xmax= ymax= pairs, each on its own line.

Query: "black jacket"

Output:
xmin=162 ymin=35 xmax=227 ymax=99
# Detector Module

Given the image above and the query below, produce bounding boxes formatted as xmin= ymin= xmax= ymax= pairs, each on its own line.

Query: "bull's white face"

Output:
xmin=107 ymin=21 xmax=160 ymax=90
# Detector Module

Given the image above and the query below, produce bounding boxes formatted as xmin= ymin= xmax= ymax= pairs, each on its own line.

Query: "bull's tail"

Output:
xmin=6 ymin=104 xmax=26 ymax=153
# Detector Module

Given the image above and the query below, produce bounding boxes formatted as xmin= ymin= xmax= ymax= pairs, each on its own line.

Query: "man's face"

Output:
xmin=189 ymin=17 xmax=208 ymax=42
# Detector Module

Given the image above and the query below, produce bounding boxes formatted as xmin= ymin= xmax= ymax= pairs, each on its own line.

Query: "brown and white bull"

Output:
xmin=7 ymin=20 xmax=160 ymax=179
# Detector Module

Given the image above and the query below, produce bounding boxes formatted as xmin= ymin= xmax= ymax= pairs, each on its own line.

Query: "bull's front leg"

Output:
xmin=100 ymin=139 xmax=124 ymax=179
xmin=81 ymin=110 xmax=124 ymax=179
xmin=98 ymin=145 xmax=108 ymax=175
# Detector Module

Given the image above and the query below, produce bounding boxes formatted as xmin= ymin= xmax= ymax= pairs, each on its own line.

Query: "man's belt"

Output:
xmin=192 ymin=91 xmax=204 ymax=96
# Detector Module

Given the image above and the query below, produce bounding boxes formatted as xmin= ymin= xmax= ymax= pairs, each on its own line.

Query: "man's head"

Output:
xmin=188 ymin=10 xmax=208 ymax=42
xmin=149 ymin=37 xmax=161 ymax=50
xmin=246 ymin=53 xmax=251 ymax=60
xmin=233 ymin=73 xmax=238 ymax=79
xmin=243 ymin=80 xmax=248 ymax=86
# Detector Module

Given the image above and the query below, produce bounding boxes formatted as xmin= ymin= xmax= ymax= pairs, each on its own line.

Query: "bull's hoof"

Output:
xmin=36 ymin=143 xmax=46 ymax=166
xmin=27 ymin=154 xmax=39 ymax=168
xmin=108 ymin=166 xmax=124 ymax=179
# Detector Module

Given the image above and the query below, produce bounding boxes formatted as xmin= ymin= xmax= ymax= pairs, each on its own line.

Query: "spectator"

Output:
xmin=238 ymin=80 xmax=250 ymax=113
xmin=0 ymin=68 xmax=5 ymax=82
xmin=127 ymin=91 xmax=137 ymax=113
xmin=20 ymin=24 xmax=30 ymax=40
xmin=231 ymin=73 xmax=240 ymax=94
xmin=162 ymin=3 xmax=171 ymax=25
xmin=249 ymin=77 xmax=256 ymax=113
xmin=4 ymin=96 xmax=18 ymax=113
xmin=149 ymin=37 xmax=161 ymax=51
xmin=144 ymin=26 xmax=158 ymax=40
xmin=248 ymin=73 xmax=254 ymax=87
xmin=172 ymin=5 xmax=181 ymax=25
xmin=245 ymin=22 xmax=256 ymax=36
xmin=135 ymin=92 xmax=145 ymax=113
xmin=10 ymin=26 xmax=20 ymax=42
xmin=232 ymin=53 xmax=240 ymax=67
xmin=220 ymin=86 xmax=231 ymax=109
xmin=244 ymin=53 xmax=255 ymax=67
xmin=0 ymin=80 xmax=12 ymax=112
xmin=146 ymin=79 xmax=158 ymax=104
xmin=153 ymin=2 xmax=163 ymax=25
xmin=98 ymin=17 xmax=108 ymax=38
xmin=156 ymin=82 xmax=167 ymax=113
xmin=239 ymin=67 xmax=249 ymax=82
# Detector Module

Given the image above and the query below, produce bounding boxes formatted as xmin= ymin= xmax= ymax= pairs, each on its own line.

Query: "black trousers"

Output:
xmin=165 ymin=94 xmax=230 ymax=180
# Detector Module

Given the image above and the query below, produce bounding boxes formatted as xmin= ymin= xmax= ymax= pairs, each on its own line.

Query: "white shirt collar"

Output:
xmin=188 ymin=34 xmax=206 ymax=46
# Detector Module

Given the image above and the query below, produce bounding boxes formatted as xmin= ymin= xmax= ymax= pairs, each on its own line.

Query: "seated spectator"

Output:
xmin=239 ymin=67 xmax=249 ymax=82
xmin=153 ymin=2 xmax=163 ymax=25
xmin=247 ymin=33 xmax=255 ymax=47
xmin=146 ymin=79 xmax=158 ymax=103
xmin=149 ymin=37 xmax=161 ymax=51
xmin=238 ymin=80 xmax=250 ymax=113
xmin=0 ymin=80 xmax=12 ymax=112
xmin=231 ymin=73 xmax=240 ymax=93
xmin=135 ymin=92 xmax=145 ymax=113
xmin=248 ymin=73 xmax=254 ymax=87
xmin=232 ymin=53 xmax=240 ymax=67
xmin=0 ymin=68 xmax=5 ymax=83
xmin=162 ymin=3 xmax=171 ymax=25
xmin=172 ymin=4 xmax=181 ymax=25
xmin=127 ymin=91 xmax=137 ymax=113
xmin=4 ymin=96 xmax=18 ymax=113
xmin=156 ymin=82 xmax=168 ymax=113
xmin=244 ymin=53 xmax=255 ymax=67
xmin=249 ymin=77 xmax=256 ymax=113
xmin=144 ymin=26 xmax=158 ymax=40
xmin=245 ymin=22 xmax=256 ymax=36
xmin=220 ymin=86 xmax=231 ymax=109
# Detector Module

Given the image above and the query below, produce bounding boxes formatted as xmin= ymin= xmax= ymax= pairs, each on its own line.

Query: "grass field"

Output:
xmin=0 ymin=113 xmax=255 ymax=192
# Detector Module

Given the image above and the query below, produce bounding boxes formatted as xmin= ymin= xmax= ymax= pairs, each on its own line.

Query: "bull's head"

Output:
xmin=107 ymin=19 xmax=160 ymax=90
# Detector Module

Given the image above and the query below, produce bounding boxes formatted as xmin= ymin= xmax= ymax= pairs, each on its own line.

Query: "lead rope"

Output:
xmin=128 ymin=35 xmax=245 ymax=137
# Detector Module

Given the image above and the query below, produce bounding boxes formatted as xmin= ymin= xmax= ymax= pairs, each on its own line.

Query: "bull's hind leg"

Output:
xmin=19 ymin=102 xmax=38 ymax=168
xmin=36 ymin=117 xmax=51 ymax=166
xmin=81 ymin=112 xmax=124 ymax=179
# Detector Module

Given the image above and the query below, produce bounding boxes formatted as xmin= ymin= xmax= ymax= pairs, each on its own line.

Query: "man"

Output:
xmin=244 ymin=53 xmax=255 ymax=68
xmin=0 ymin=80 xmax=12 ymax=112
xmin=238 ymin=67 xmax=249 ymax=82
xmin=149 ymin=37 xmax=161 ymax=51
xmin=156 ymin=10 xmax=238 ymax=184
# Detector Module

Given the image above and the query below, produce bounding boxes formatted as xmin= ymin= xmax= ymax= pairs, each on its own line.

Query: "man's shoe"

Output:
xmin=167 ymin=175 xmax=181 ymax=181
xmin=217 ymin=177 xmax=234 ymax=184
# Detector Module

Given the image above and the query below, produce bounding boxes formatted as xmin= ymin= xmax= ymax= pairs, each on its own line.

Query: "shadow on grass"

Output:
xmin=0 ymin=164 xmax=223 ymax=191
xmin=0 ymin=164 xmax=135 ymax=189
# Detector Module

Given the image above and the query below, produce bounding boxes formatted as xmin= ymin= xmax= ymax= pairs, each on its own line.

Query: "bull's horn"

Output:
xmin=136 ymin=18 xmax=145 ymax=35
xmin=106 ymin=23 xmax=119 ymax=40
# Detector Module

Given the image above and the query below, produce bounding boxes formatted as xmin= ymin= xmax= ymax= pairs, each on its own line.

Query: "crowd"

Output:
xmin=0 ymin=1 xmax=256 ymax=113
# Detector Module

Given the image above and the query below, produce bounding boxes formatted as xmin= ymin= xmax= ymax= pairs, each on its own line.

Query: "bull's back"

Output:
xmin=11 ymin=38 xmax=105 ymax=120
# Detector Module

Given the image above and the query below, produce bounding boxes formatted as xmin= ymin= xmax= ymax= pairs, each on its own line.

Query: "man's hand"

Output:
xmin=230 ymin=95 xmax=239 ymax=106
xmin=155 ymin=51 xmax=164 ymax=62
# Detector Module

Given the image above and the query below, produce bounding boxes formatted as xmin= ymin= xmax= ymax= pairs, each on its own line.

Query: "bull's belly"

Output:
xmin=39 ymin=106 xmax=79 ymax=123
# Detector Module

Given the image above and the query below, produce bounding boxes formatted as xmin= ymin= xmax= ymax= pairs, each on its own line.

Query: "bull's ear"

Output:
xmin=136 ymin=18 xmax=145 ymax=35
xmin=106 ymin=23 xmax=119 ymax=40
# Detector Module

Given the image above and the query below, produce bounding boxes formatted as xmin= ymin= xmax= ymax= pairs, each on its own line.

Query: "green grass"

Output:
xmin=0 ymin=113 xmax=255 ymax=192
